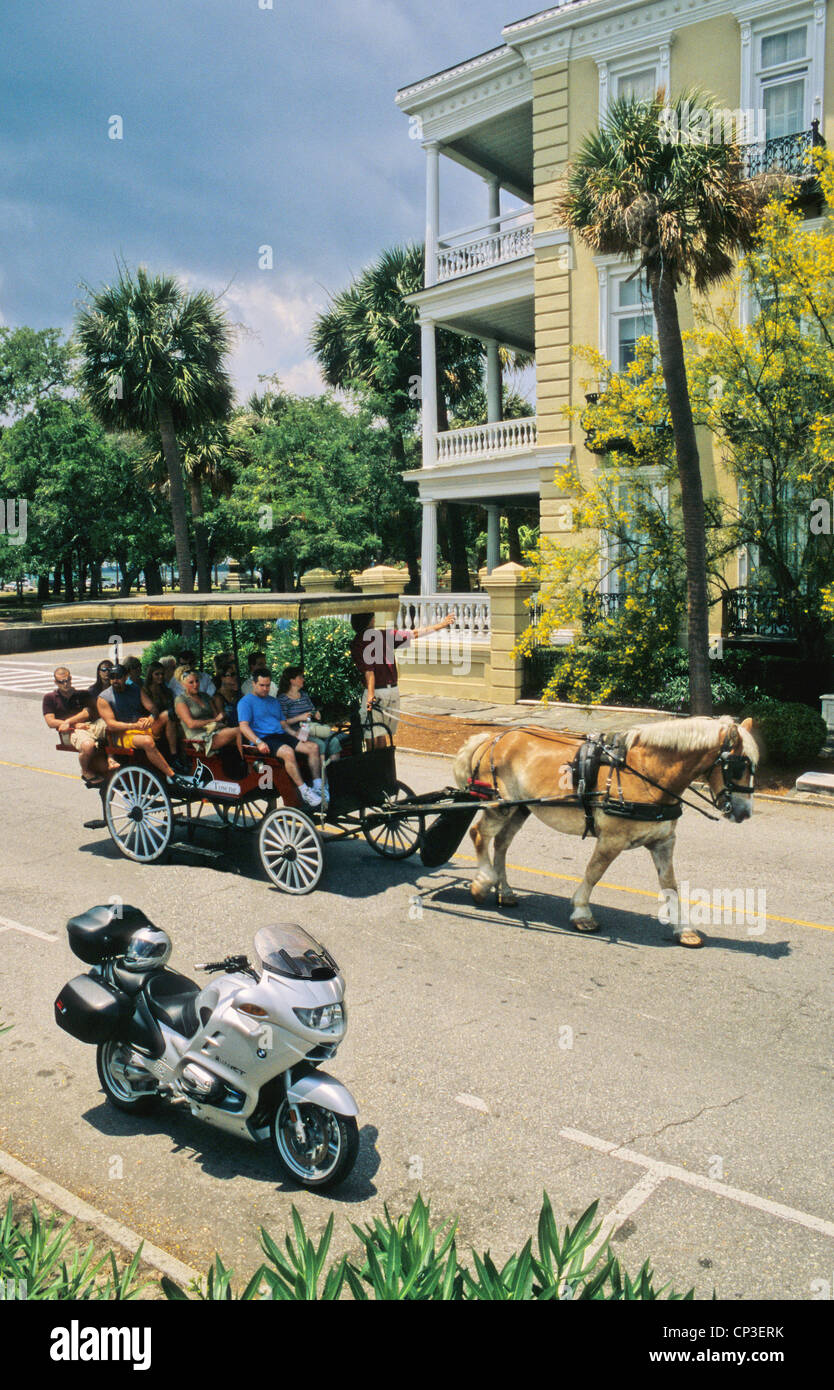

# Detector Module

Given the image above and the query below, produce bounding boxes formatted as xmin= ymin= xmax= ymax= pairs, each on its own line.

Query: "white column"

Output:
xmin=485 ymin=338 xmax=502 ymax=423
xmin=425 ymin=142 xmax=440 ymax=288
xmin=420 ymin=317 xmax=438 ymax=469
xmin=421 ymin=498 xmax=438 ymax=595
xmin=487 ymin=175 xmax=500 ymax=224
xmin=486 ymin=505 xmax=501 ymax=574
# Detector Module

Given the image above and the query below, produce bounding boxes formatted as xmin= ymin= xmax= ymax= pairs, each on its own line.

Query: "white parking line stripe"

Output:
xmin=0 ymin=916 xmax=58 ymax=942
xmin=561 ymin=1128 xmax=834 ymax=1239
xmin=588 ymin=1169 xmax=666 ymax=1259
xmin=0 ymin=1147 xmax=200 ymax=1287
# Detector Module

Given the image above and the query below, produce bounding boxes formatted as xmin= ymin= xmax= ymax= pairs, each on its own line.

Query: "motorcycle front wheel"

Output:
xmin=96 ymin=1041 xmax=161 ymax=1114
xmin=271 ymin=1099 xmax=358 ymax=1191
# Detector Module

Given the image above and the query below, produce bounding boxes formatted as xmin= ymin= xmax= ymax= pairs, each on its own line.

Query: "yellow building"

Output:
xmin=396 ymin=0 xmax=831 ymax=650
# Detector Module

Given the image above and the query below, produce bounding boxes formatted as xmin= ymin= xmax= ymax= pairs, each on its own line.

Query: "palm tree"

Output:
xmin=558 ymin=91 xmax=770 ymax=712
xmin=311 ymin=244 xmax=531 ymax=591
xmin=76 ymin=265 xmax=234 ymax=593
xmin=143 ymin=420 xmax=250 ymax=592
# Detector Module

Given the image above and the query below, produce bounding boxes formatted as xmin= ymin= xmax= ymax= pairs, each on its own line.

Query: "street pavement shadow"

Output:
xmin=417 ymin=872 xmax=793 ymax=959
xmin=82 ymin=1101 xmax=379 ymax=1201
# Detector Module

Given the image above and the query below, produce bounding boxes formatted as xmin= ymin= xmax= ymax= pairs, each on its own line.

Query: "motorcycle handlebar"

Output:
xmin=195 ymin=954 xmax=252 ymax=973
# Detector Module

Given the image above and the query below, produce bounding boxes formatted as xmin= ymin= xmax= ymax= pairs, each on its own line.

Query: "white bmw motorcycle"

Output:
xmin=54 ymin=904 xmax=359 ymax=1190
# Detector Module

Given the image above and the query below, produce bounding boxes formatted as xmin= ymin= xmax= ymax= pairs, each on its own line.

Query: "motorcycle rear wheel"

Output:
xmin=96 ymin=1041 xmax=161 ymax=1114
xmin=271 ymin=1099 xmax=358 ymax=1191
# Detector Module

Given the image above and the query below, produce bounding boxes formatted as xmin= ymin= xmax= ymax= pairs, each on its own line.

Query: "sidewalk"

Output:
xmin=398 ymin=692 xmax=669 ymax=737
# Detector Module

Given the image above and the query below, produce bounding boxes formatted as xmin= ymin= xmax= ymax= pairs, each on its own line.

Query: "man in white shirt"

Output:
xmin=168 ymin=649 xmax=216 ymax=698
xmin=241 ymin=651 xmax=277 ymax=698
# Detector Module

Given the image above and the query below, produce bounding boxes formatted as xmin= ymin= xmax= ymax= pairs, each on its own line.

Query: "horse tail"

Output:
xmin=452 ymin=733 xmax=492 ymax=790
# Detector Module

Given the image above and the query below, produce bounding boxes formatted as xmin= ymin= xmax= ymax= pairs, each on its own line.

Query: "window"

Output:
xmin=615 ymin=67 xmax=658 ymax=102
xmin=612 ymin=274 xmax=655 ymax=372
xmin=756 ymin=22 xmax=810 ymax=140
xmin=600 ymin=472 xmax=669 ymax=597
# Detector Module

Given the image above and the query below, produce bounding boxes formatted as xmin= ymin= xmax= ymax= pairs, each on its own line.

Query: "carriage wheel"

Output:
xmin=231 ymin=795 xmax=277 ymax=830
xmin=362 ymin=781 xmax=423 ymax=860
xmin=105 ymin=765 xmax=173 ymax=864
xmin=259 ymin=807 xmax=324 ymax=894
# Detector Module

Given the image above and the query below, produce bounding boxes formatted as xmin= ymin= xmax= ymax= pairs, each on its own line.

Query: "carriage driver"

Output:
xmin=349 ymin=610 xmax=456 ymax=750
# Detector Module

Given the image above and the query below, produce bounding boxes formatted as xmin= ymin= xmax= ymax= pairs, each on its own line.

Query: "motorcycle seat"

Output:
xmin=146 ymin=970 xmax=201 ymax=1038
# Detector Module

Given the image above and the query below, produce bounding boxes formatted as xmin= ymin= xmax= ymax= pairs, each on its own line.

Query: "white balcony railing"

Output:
xmin=436 ymin=209 xmax=534 ymax=282
xmin=435 ymin=417 xmax=537 ymax=465
xmin=398 ymin=594 xmax=491 ymax=638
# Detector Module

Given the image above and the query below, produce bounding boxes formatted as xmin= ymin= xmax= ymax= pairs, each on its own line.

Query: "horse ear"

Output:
xmin=740 ymin=717 xmax=753 ymax=732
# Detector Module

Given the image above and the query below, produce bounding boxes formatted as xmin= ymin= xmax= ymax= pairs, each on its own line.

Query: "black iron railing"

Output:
xmin=722 ymin=587 xmax=798 ymax=640
xmin=582 ymin=591 xmax=626 ymax=624
xmin=743 ymin=123 xmax=824 ymax=180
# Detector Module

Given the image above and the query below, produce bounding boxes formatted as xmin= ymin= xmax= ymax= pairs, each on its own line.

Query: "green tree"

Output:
xmin=75 ymin=265 xmax=234 ymax=593
xmin=311 ymin=244 xmax=528 ymax=591
xmin=0 ymin=326 xmax=73 ymax=417
xmin=558 ymin=90 xmax=769 ymax=712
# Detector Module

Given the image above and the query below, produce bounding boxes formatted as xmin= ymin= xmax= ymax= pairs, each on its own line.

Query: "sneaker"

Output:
xmin=299 ymin=784 xmax=322 ymax=808
xmin=312 ymin=778 xmax=322 ymax=792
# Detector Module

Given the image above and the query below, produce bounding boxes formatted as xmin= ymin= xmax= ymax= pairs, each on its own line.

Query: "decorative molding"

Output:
xmin=396 ymin=45 xmax=512 ymax=103
xmin=597 ymin=33 xmax=675 ymax=118
xmin=506 ymin=0 xmax=747 ymax=70
xmin=532 ymin=227 xmax=571 ymax=248
xmin=736 ymin=1 xmax=826 ymax=130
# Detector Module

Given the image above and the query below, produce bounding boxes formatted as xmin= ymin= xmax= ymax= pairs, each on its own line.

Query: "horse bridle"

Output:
xmin=705 ymin=729 xmax=756 ymax=817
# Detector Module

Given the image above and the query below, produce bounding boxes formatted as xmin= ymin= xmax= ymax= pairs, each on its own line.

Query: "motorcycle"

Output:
xmin=54 ymin=903 xmax=359 ymax=1190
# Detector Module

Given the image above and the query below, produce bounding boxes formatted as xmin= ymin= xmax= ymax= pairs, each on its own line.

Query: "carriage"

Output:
xmin=44 ymin=590 xmax=447 ymax=894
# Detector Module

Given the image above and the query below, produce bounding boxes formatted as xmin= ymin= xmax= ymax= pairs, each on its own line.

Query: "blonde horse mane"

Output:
xmin=625 ymin=715 xmax=759 ymax=766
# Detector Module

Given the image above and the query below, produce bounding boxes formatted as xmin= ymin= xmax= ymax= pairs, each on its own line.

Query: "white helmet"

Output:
xmin=122 ymin=925 xmax=172 ymax=973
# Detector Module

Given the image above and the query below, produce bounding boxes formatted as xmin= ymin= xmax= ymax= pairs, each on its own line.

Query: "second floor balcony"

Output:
xmin=434 ymin=416 xmax=537 ymax=467
xmin=436 ymin=208 xmax=534 ymax=284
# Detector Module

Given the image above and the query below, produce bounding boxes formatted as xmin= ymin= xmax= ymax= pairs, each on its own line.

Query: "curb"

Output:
xmin=0 ymin=1147 xmax=201 ymax=1289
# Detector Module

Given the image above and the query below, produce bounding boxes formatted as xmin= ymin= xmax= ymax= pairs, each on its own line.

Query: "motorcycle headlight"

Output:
xmin=293 ymin=1002 xmax=345 ymax=1032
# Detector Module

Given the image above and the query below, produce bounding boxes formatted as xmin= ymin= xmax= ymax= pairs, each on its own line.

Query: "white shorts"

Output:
xmin=360 ymin=686 xmax=400 ymax=741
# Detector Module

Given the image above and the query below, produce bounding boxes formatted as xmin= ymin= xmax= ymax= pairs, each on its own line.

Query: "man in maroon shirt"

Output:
xmin=42 ymin=667 xmax=113 ymax=783
xmin=349 ymin=610 xmax=454 ymax=748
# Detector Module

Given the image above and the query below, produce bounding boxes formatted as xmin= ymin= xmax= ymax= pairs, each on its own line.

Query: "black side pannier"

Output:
xmin=66 ymin=904 xmax=154 ymax=965
xmin=54 ymin=975 xmax=133 ymax=1044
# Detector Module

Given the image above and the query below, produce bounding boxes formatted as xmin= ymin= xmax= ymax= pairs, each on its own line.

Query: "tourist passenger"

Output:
xmin=237 ymin=670 xmax=322 ymax=808
xmin=42 ymin=667 xmax=114 ymax=784
xmin=97 ymin=664 xmax=194 ymax=787
xmin=175 ymin=670 xmax=244 ymax=759
xmin=143 ymin=660 xmax=178 ymax=760
xmin=278 ymin=666 xmax=342 ymax=763
xmin=212 ymin=665 xmax=241 ymax=726
xmin=241 ymin=652 xmax=277 ymax=697
xmin=170 ymin=650 xmax=215 ymax=698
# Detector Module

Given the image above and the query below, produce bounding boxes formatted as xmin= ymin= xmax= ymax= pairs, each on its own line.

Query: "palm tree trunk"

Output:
xmin=649 ymin=270 xmax=712 ymax=715
xmin=188 ymin=477 xmax=212 ymax=592
xmin=157 ymin=402 xmax=194 ymax=593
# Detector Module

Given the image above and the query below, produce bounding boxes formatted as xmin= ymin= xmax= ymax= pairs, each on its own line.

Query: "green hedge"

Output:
xmin=739 ymin=697 xmax=828 ymax=764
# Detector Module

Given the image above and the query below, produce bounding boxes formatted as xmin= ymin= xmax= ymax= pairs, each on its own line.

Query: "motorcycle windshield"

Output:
xmin=254 ymin=924 xmax=338 ymax=981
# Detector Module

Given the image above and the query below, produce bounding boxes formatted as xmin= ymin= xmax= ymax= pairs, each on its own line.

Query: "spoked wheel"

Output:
xmin=105 ymin=765 xmax=173 ymax=863
xmin=231 ymin=795 xmax=277 ymax=830
xmin=271 ymin=1099 xmax=358 ymax=1190
xmin=362 ymin=781 xmax=423 ymax=859
xmin=96 ymin=1041 xmax=160 ymax=1114
xmin=259 ymin=807 xmax=324 ymax=894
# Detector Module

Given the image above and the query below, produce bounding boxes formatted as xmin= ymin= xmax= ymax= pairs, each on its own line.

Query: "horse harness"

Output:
xmin=468 ymin=726 xmax=754 ymax=839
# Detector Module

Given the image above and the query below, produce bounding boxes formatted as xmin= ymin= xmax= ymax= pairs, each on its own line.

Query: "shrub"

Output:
xmin=0 ymin=1199 xmax=147 ymax=1299
xmin=740 ymin=696 xmax=828 ymax=764
xmin=162 ymin=1193 xmax=693 ymax=1301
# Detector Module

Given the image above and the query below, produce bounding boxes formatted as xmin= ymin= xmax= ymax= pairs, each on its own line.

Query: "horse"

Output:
xmin=451 ymin=715 xmax=759 ymax=948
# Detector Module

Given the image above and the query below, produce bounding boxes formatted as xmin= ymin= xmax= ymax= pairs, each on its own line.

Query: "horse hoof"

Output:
xmin=572 ymin=916 xmax=599 ymax=934
xmin=470 ymin=883 xmax=493 ymax=906
xmin=497 ymin=891 xmax=518 ymax=909
xmin=677 ymin=929 xmax=704 ymax=948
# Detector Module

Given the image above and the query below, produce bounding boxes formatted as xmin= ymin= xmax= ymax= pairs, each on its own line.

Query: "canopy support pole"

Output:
xmin=298 ymin=616 xmax=304 ymax=667
xmin=229 ymin=608 xmax=240 ymax=674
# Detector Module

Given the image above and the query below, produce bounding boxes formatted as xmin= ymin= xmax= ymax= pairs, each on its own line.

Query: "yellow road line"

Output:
xmin=0 ymin=757 xmax=82 ymax=782
xmin=452 ymin=853 xmax=834 ymax=935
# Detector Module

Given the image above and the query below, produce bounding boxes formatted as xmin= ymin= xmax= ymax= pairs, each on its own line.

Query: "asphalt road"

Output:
xmin=1 ymin=648 xmax=833 ymax=1298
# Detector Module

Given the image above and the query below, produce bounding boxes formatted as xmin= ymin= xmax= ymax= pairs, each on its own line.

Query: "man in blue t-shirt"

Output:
xmin=237 ymin=670 xmax=321 ymax=808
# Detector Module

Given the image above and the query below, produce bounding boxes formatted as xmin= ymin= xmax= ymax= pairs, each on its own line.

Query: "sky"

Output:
xmin=1 ymin=0 xmax=535 ymax=404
